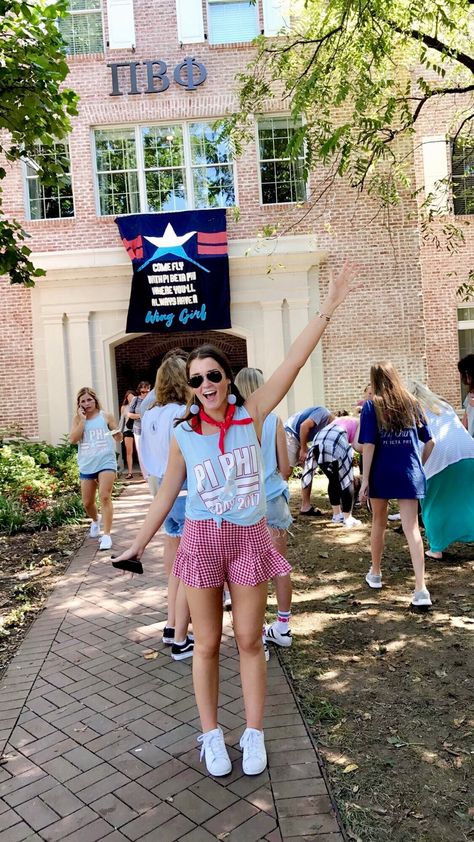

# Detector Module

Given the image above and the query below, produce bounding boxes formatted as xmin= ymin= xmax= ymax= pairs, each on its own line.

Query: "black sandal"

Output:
xmin=111 ymin=557 xmax=143 ymax=575
xmin=299 ymin=506 xmax=323 ymax=517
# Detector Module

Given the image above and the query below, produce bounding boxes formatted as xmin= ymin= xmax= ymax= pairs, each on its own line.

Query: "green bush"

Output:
xmin=0 ymin=438 xmax=81 ymax=534
xmin=0 ymin=496 xmax=26 ymax=534
xmin=33 ymin=492 xmax=84 ymax=530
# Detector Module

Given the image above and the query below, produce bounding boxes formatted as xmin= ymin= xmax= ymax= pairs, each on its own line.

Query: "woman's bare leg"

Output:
xmin=97 ymin=471 xmax=115 ymax=535
xmin=81 ymin=479 xmax=98 ymax=522
xmin=230 ymin=581 xmax=268 ymax=730
xmin=124 ymin=437 xmax=134 ymax=474
xmin=163 ymin=536 xmax=180 ymax=628
xmin=183 ymin=586 xmax=223 ymax=732
xmin=370 ymin=498 xmax=388 ymax=575
xmin=399 ymin=499 xmax=426 ymax=592
xmin=174 ymin=580 xmax=191 ymax=642
xmin=268 ymin=527 xmax=292 ymax=613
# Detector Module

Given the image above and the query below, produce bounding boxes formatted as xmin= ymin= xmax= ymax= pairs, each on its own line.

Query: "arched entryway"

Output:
xmin=114 ymin=331 xmax=248 ymax=399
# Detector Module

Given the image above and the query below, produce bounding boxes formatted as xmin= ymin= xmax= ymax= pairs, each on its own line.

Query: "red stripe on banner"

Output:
xmin=197 ymin=244 xmax=228 ymax=255
xmin=197 ymin=231 xmax=228 ymax=245
xmin=123 ymin=235 xmax=143 ymax=260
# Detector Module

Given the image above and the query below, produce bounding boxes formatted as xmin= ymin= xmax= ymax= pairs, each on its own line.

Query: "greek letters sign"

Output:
xmin=116 ymin=210 xmax=231 ymax=334
xmin=108 ymin=57 xmax=207 ymax=95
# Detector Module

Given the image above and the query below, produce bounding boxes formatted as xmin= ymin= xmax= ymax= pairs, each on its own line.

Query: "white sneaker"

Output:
xmin=365 ymin=568 xmax=382 ymax=589
xmin=99 ymin=534 xmax=112 ymax=551
xmin=240 ymin=728 xmax=267 ymax=775
xmin=411 ymin=588 xmax=432 ymax=608
xmin=264 ymin=622 xmax=292 ymax=648
xmin=89 ymin=517 xmax=101 ymax=538
xmin=197 ymin=728 xmax=232 ymax=776
xmin=344 ymin=515 xmax=362 ymax=529
xmin=332 ymin=513 xmax=344 ymax=524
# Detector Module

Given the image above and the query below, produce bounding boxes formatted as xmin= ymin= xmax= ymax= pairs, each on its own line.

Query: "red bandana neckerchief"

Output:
xmin=190 ymin=403 xmax=253 ymax=454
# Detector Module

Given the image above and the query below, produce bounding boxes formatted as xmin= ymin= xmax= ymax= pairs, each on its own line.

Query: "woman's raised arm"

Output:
xmin=246 ymin=260 xmax=359 ymax=421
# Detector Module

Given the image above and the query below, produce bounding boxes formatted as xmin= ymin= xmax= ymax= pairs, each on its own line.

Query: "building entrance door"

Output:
xmin=114 ymin=331 xmax=248 ymax=401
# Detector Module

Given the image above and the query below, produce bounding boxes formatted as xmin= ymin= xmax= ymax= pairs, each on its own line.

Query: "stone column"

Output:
xmin=43 ymin=314 xmax=70 ymax=444
xmin=286 ymin=297 xmax=321 ymax=414
xmin=67 ymin=313 xmax=93 ymax=398
xmin=260 ymin=299 xmax=289 ymax=420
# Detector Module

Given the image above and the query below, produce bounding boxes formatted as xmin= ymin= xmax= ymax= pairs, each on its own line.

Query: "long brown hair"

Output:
xmin=176 ymin=344 xmax=244 ymax=426
xmin=121 ymin=389 xmax=135 ymax=407
xmin=370 ymin=362 xmax=426 ymax=431
xmin=151 ymin=355 xmax=190 ymax=408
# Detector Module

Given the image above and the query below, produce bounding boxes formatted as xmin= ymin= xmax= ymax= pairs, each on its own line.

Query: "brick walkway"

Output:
xmin=0 ymin=482 xmax=345 ymax=842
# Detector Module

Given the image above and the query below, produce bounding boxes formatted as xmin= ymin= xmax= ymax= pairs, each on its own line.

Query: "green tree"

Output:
xmin=0 ymin=0 xmax=78 ymax=286
xmin=231 ymin=0 xmax=474 ymax=293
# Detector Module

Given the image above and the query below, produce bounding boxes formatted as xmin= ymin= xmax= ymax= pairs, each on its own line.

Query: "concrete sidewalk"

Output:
xmin=0 ymin=482 xmax=345 ymax=842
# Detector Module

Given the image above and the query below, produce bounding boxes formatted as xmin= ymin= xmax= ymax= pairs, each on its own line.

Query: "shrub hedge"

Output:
xmin=0 ymin=438 xmax=82 ymax=534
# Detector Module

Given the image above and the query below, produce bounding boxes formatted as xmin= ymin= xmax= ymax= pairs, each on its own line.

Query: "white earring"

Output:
xmin=227 ymin=393 xmax=237 ymax=405
xmin=190 ymin=401 xmax=200 ymax=415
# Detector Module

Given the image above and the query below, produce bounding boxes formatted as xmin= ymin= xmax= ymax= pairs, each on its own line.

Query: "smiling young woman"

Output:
xmin=69 ymin=387 xmax=122 ymax=551
xmin=111 ymin=260 xmax=359 ymax=778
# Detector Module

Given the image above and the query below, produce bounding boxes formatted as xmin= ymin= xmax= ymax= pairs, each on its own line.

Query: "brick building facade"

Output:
xmin=2 ymin=0 xmax=473 ymax=442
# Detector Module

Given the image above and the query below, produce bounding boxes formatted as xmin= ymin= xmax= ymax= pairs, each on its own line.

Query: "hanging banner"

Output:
xmin=116 ymin=209 xmax=231 ymax=334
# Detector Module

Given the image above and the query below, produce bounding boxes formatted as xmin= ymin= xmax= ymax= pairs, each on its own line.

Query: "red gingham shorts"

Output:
xmin=173 ymin=517 xmax=292 ymax=589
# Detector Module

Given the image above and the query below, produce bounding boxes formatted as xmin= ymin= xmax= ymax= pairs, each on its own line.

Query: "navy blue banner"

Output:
xmin=116 ymin=209 xmax=231 ymax=334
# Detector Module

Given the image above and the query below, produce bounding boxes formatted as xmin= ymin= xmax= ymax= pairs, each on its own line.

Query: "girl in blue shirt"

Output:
xmin=359 ymin=362 xmax=434 ymax=608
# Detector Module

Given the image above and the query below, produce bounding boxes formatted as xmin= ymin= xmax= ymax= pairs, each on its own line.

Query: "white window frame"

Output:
xmin=23 ymin=140 xmax=75 ymax=222
xmin=256 ymin=114 xmax=308 ymax=206
xmin=452 ymin=138 xmax=474 ymax=216
xmin=58 ymin=0 xmax=105 ymax=56
xmin=92 ymin=126 xmax=141 ymax=217
xmin=458 ymin=305 xmax=474 ymax=398
xmin=92 ymin=120 xmax=238 ymax=216
xmin=207 ymin=0 xmax=260 ymax=45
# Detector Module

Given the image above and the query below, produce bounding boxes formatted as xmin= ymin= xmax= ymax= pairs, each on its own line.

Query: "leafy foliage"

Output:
xmin=0 ymin=0 xmax=78 ymax=285
xmin=0 ymin=439 xmax=81 ymax=533
xmin=230 ymin=0 xmax=474 ymax=296
xmin=233 ymin=0 xmax=474 ymax=199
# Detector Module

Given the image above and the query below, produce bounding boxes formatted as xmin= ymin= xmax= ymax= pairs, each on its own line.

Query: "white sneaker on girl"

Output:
xmin=197 ymin=728 xmax=232 ymax=776
xmin=239 ymin=728 xmax=267 ymax=775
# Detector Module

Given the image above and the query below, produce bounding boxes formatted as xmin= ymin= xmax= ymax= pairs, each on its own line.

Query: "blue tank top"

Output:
xmin=262 ymin=414 xmax=289 ymax=503
xmin=77 ymin=412 xmax=116 ymax=475
xmin=173 ymin=405 xmax=266 ymax=526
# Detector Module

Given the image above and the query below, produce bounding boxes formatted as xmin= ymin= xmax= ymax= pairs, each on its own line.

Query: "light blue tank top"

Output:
xmin=262 ymin=413 xmax=289 ymax=503
xmin=77 ymin=412 xmax=116 ymax=475
xmin=173 ymin=405 xmax=266 ymax=526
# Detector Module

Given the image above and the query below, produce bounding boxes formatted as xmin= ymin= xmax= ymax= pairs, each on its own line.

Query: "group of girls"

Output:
xmin=69 ymin=263 xmax=474 ymax=781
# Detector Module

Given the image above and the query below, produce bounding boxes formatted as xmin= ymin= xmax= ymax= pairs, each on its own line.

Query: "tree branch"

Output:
xmin=389 ymin=22 xmax=474 ymax=74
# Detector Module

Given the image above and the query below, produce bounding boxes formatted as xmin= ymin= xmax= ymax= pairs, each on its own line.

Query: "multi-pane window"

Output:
xmin=26 ymin=142 xmax=74 ymax=220
xmin=58 ymin=0 xmax=104 ymax=56
xmin=258 ymin=117 xmax=306 ymax=204
xmin=95 ymin=129 xmax=139 ymax=216
xmin=94 ymin=122 xmax=235 ymax=215
xmin=458 ymin=306 xmax=474 ymax=401
xmin=189 ymin=122 xmax=235 ymax=208
xmin=207 ymin=0 xmax=259 ymax=45
xmin=142 ymin=126 xmax=187 ymax=212
xmin=452 ymin=139 xmax=474 ymax=215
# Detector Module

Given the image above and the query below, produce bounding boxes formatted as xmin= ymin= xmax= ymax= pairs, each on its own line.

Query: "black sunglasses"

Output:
xmin=188 ymin=369 xmax=224 ymax=389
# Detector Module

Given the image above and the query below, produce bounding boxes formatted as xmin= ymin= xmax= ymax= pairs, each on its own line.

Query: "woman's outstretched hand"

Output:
xmin=112 ymin=545 xmax=142 ymax=563
xmin=324 ymin=260 xmax=360 ymax=313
